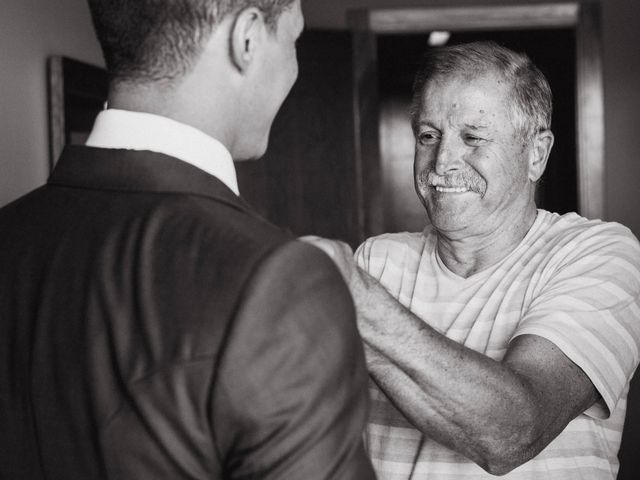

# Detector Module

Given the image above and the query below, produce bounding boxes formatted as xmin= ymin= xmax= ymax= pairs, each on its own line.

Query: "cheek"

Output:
xmin=413 ymin=149 xmax=435 ymax=192
xmin=278 ymin=49 xmax=298 ymax=95
xmin=414 ymin=145 xmax=435 ymax=171
xmin=486 ymin=153 xmax=529 ymax=194
xmin=290 ymin=54 xmax=299 ymax=84
xmin=504 ymin=151 xmax=530 ymax=181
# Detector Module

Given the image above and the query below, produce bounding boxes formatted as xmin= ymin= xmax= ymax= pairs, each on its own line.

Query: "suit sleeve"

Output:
xmin=213 ymin=241 xmax=375 ymax=480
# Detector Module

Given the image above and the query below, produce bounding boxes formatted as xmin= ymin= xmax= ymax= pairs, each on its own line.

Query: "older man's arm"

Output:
xmin=303 ymin=236 xmax=599 ymax=476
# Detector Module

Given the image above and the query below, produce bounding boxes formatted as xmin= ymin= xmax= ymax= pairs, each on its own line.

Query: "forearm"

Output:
xmin=357 ymin=274 xmax=556 ymax=473
xmin=365 ymin=342 xmax=541 ymax=473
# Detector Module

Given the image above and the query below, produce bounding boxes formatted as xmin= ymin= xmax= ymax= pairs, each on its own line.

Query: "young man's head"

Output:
xmin=88 ymin=0 xmax=298 ymax=86
xmin=87 ymin=0 xmax=304 ymax=160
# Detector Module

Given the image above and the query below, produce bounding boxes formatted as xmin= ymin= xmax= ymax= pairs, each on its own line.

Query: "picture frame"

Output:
xmin=47 ymin=56 xmax=108 ymax=169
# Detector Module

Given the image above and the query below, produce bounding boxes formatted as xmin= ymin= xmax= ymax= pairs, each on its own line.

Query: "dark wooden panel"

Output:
xmin=352 ymin=29 xmax=383 ymax=241
xmin=48 ymin=56 xmax=108 ymax=168
xmin=237 ymin=29 xmax=360 ymax=246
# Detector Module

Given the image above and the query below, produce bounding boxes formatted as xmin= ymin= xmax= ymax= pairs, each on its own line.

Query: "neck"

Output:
xmin=106 ymin=74 xmax=240 ymax=156
xmin=436 ymin=202 xmax=538 ymax=278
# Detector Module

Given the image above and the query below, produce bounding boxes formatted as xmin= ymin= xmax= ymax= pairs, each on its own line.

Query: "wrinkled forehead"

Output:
xmin=418 ymin=72 xmax=518 ymax=126
xmin=422 ymin=69 xmax=512 ymax=98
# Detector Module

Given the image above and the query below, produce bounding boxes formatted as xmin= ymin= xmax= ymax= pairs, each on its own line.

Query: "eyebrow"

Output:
xmin=464 ymin=123 xmax=490 ymax=130
xmin=415 ymin=120 xmax=438 ymax=129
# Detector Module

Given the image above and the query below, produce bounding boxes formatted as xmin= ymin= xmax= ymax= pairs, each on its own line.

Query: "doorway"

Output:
xmin=348 ymin=2 xmax=604 ymax=238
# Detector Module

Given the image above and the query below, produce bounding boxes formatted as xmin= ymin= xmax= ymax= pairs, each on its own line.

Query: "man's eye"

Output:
xmin=418 ymin=132 xmax=440 ymax=145
xmin=465 ymin=135 xmax=486 ymax=145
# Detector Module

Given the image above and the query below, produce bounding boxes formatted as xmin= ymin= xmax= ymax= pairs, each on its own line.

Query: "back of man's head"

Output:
xmin=87 ymin=0 xmax=296 ymax=86
xmin=411 ymin=41 xmax=552 ymax=140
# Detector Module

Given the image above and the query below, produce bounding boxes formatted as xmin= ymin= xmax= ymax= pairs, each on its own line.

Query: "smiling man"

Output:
xmin=305 ymin=41 xmax=640 ymax=479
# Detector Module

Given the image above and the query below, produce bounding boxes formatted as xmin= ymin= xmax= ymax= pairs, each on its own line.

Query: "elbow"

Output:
xmin=475 ymin=395 xmax=548 ymax=475
xmin=472 ymin=423 xmax=541 ymax=475
xmin=482 ymin=457 xmax=521 ymax=476
xmin=476 ymin=444 xmax=530 ymax=476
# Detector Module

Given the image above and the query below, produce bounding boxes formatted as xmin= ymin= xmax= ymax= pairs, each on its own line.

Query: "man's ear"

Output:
xmin=229 ymin=8 xmax=266 ymax=73
xmin=528 ymin=129 xmax=554 ymax=182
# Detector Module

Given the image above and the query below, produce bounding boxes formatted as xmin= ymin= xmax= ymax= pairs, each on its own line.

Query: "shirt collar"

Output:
xmin=85 ymin=109 xmax=239 ymax=195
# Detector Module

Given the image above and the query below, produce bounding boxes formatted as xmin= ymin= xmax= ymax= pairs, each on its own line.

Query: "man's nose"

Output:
xmin=434 ymin=138 xmax=464 ymax=176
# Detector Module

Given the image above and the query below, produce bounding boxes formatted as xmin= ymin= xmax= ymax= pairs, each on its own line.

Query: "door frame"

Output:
xmin=349 ymin=1 xmax=604 ymax=239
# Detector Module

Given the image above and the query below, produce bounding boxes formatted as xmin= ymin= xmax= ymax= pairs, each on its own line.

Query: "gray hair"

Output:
xmin=410 ymin=41 xmax=553 ymax=139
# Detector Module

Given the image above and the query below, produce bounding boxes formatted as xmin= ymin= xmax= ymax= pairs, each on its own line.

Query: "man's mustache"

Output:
xmin=419 ymin=170 xmax=487 ymax=195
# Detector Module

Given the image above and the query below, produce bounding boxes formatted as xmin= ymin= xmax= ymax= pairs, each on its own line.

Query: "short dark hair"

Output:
xmin=410 ymin=41 xmax=552 ymax=139
xmin=87 ymin=0 xmax=296 ymax=85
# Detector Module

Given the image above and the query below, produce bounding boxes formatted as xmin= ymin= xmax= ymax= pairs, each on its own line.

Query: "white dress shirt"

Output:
xmin=85 ymin=109 xmax=239 ymax=195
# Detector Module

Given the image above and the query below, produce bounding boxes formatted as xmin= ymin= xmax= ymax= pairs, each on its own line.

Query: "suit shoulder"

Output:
xmin=134 ymin=194 xmax=291 ymax=259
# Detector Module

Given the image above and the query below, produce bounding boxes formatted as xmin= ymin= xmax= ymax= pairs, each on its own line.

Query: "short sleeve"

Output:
xmin=355 ymin=231 xmax=428 ymax=280
xmin=213 ymin=241 xmax=375 ymax=479
xmin=514 ymin=223 xmax=640 ymax=418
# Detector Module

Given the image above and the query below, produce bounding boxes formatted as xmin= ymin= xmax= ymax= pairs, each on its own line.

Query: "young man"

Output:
xmin=0 ymin=1 xmax=374 ymax=478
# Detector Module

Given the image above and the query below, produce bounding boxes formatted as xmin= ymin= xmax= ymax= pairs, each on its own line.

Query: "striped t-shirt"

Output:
xmin=355 ymin=209 xmax=640 ymax=480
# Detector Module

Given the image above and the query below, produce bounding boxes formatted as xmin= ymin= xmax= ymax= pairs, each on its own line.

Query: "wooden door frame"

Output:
xmin=349 ymin=1 xmax=604 ymax=240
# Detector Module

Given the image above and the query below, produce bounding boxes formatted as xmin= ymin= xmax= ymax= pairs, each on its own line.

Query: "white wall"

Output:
xmin=303 ymin=0 xmax=640 ymax=237
xmin=0 ymin=0 xmax=103 ymax=207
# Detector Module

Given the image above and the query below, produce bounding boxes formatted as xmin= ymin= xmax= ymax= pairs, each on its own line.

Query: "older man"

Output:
xmin=0 ymin=1 xmax=374 ymax=479
xmin=307 ymin=41 xmax=640 ymax=479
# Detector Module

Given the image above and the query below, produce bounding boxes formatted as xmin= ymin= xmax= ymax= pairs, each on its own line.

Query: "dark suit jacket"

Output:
xmin=0 ymin=146 xmax=374 ymax=479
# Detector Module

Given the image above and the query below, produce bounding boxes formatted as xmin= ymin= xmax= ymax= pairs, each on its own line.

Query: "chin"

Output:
xmin=427 ymin=206 xmax=474 ymax=233
xmin=431 ymin=219 xmax=469 ymax=234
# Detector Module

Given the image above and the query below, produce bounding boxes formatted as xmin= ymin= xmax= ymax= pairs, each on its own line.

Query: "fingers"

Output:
xmin=299 ymin=236 xmax=353 ymax=259
xmin=299 ymin=235 xmax=338 ymax=258
xmin=298 ymin=236 xmax=355 ymax=281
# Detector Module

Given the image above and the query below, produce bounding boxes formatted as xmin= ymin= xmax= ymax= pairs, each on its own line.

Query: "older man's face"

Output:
xmin=413 ymin=73 xmax=535 ymax=236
